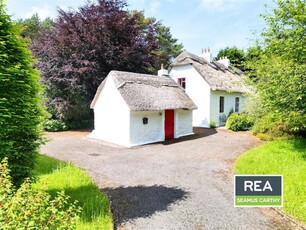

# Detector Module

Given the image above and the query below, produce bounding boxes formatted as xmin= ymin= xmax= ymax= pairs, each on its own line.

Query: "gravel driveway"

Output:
xmin=41 ymin=128 xmax=301 ymax=230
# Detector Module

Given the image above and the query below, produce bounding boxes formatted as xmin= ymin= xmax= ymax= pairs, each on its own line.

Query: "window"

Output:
xmin=178 ymin=78 xmax=186 ymax=89
xmin=235 ymin=97 xmax=240 ymax=113
xmin=219 ymin=96 xmax=224 ymax=113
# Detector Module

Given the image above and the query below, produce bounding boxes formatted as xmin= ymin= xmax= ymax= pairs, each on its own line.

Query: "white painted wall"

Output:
xmin=130 ymin=110 xmax=164 ymax=146
xmin=169 ymin=65 xmax=211 ymax=127
xmin=88 ymin=77 xmax=131 ymax=147
xmin=174 ymin=109 xmax=193 ymax=138
xmin=210 ymin=91 xmax=246 ymax=126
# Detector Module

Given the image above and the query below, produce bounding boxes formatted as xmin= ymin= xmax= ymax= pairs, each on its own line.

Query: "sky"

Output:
xmin=5 ymin=0 xmax=274 ymax=57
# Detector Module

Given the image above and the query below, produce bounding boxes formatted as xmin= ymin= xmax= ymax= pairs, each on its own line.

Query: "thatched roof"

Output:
xmin=170 ymin=51 xmax=250 ymax=93
xmin=91 ymin=70 xmax=197 ymax=111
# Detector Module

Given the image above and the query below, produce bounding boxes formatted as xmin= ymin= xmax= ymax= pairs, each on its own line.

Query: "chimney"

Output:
xmin=199 ymin=47 xmax=212 ymax=63
xmin=158 ymin=64 xmax=169 ymax=77
xmin=217 ymin=56 xmax=230 ymax=68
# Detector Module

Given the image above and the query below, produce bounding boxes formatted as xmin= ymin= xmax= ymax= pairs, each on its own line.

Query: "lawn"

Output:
xmin=235 ymin=139 xmax=306 ymax=224
xmin=33 ymin=154 xmax=113 ymax=230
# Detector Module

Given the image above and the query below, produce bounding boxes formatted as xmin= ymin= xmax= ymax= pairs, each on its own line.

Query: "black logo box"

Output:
xmin=235 ymin=175 xmax=282 ymax=196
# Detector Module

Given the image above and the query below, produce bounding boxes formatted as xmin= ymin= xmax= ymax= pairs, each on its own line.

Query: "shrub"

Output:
xmin=252 ymin=112 xmax=306 ymax=140
xmin=226 ymin=113 xmax=254 ymax=131
xmin=209 ymin=121 xmax=216 ymax=128
xmin=43 ymin=119 xmax=68 ymax=132
xmin=0 ymin=158 xmax=82 ymax=229
xmin=0 ymin=2 xmax=45 ymax=186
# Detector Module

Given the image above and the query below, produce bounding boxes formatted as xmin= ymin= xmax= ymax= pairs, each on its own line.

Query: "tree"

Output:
xmin=154 ymin=25 xmax=183 ymax=69
xmin=216 ymin=46 xmax=245 ymax=70
xmin=131 ymin=10 xmax=183 ymax=71
xmin=31 ymin=0 xmax=183 ymax=127
xmin=0 ymin=1 xmax=44 ymax=185
xmin=244 ymin=46 xmax=264 ymax=80
xmin=17 ymin=13 xmax=53 ymax=41
xmin=248 ymin=0 xmax=306 ymax=138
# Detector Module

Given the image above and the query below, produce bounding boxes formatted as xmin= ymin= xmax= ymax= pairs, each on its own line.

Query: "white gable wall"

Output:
xmin=130 ymin=111 xmax=164 ymax=146
xmin=174 ymin=109 xmax=193 ymax=138
xmin=210 ymin=90 xmax=246 ymax=126
xmin=89 ymin=77 xmax=131 ymax=147
xmin=170 ymin=65 xmax=211 ymax=127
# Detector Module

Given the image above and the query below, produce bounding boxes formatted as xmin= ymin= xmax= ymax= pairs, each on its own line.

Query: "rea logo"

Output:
xmin=234 ymin=175 xmax=283 ymax=207
xmin=244 ymin=180 xmax=273 ymax=192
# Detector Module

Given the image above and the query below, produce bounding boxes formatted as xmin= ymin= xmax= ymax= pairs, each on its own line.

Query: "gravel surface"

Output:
xmin=41 ymin=128 xmax=303 ymax=230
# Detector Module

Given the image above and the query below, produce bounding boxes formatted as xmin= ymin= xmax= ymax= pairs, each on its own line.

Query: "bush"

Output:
xmin=0 ymin=158 xmax=82 ymax=229
xmin=0 ymin=2 xmax=45 ymax=186
xmin=43 ymin=119 xmax=68 ymax=132
xmin=252 ymin=112 xmax=306 ymax=140
xmin=209 ymin=121 xmax=216 ymax=128
xmin=226 ymin=113 xmax=254 ymax=131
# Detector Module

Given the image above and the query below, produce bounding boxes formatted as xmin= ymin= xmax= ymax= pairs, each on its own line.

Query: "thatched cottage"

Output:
xmin=166 ymin=50 xmax=249 ymax=127
xmin=89 ymin=70 xmax=197 ymax=147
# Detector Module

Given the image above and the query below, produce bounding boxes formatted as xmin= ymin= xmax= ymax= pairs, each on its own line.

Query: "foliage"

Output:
xmin=154 ymin=24 xmax=183 ymax=69
xmin=17 ymin=13 xmax=53 ymax=41
xmin=0 ymin=2 xmax=45 ymax=186
xmin=132 ymin=10 xmax=183 ymax=71
xmin=43 ymin=119 xmax=68 ymax=132
xmin=33 ymin=155 xmax=113 ymax=229
xmin=252 ymin=112 xmax=306 ymax=140
xmin=0 ymin=158 xmax=81 ymax=229
xmin=226 ymin=113 xmax=254 ymax=131
xmin=235 ymin=139 xmax=306 ymax=223
xmin=216 ymin=46 xmax=245 ymax=70
xmin=31 ymin=0 xmax=183 ymax=127
xmin=246 ymin=0 xmax=306 ymax=138
xmin=244 ymin=46 xmax=264 ymax=80
xmin=209 ymin=121 xmax=216 ymax=128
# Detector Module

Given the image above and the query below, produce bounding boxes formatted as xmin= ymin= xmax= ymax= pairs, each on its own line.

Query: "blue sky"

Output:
xmin=6 ymin=0 xmax=273 ymax=57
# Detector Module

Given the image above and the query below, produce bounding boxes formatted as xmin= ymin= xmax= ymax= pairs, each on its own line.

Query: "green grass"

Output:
xmin=235 ymin=139 xmax=306 ymax=223
xmin=33 ymin=154 xmax=113 ymax=230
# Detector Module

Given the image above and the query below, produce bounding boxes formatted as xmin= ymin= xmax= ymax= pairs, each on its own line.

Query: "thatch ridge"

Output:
xmin=170 ymin=51 xmax=250 ymax=93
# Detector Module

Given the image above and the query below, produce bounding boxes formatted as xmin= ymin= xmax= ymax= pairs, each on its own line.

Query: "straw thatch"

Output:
xmin=170 ymin=51 xmax=250 ymax=93
xmin=91 ymin=70 xmax=197 ymax=111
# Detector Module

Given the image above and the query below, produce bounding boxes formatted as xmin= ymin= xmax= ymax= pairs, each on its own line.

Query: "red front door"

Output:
xmin=165 ymin=110 xmax=174 ymax=139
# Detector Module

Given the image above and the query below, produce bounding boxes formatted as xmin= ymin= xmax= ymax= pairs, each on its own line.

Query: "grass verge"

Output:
xmin=235 ymin=139 xmax=306 ymax=224
xmin=33 ymin=154 xmax=113 ymax=230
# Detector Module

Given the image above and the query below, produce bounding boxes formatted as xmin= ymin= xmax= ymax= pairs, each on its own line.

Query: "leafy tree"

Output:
xmin=0 ymin=1 xmax=44 ymax=185
xmin=31 ymin=0 xmax=182 ymax=126
xmin=247 ymin=0 xmax=306 ymax=138
xmin=132 ymin=11 xmax=183 ymax=71
xmin=216 ymin=46 xmax=245 ymax=70
xmin=244 ymin=45 xmax=264 ymax=80
xmin=155 ymin=25 xmax=183 ymax=69
xmin=17 ymin=13 xmax=53 ymax=41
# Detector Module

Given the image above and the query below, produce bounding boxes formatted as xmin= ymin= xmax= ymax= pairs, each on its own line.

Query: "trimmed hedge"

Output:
xmin=0 ymin=2 xmax=44 ymax=186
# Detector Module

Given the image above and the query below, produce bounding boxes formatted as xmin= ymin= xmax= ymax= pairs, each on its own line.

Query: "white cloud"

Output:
xmin=199 ymin=0 xmax=248 ymax=12
xmin=24 ymin=5 xmax=56 ymax=19
xmin=149 ymin=0 xmax=161 ymax=14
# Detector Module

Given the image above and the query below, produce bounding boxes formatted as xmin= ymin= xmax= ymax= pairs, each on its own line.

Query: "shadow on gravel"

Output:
xmin=102 ymin=185 xmax=189 ymax=227
xmin=162 ymin=127 xmax=217 ymax=145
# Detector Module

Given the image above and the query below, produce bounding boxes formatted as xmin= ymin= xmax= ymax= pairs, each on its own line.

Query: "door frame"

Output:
xmin=164 ymin=109 xmax=174 ymax=139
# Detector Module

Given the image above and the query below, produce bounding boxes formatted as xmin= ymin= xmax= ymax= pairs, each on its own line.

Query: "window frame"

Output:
xmin=235 ymin=97 xmax=240 ymax=113
xmin=178 ymin=77 xmax=186 ymax=89
xmin=219 ymin=96 xmax=224 ymax=113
